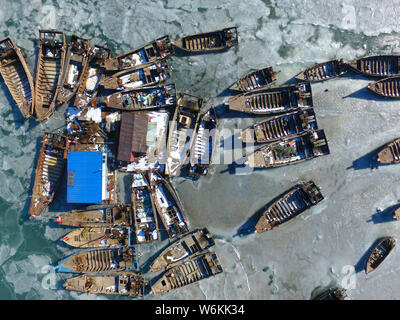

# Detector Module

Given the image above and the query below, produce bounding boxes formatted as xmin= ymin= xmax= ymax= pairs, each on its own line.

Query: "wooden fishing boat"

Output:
xmin=150 ymin=228 xmax=215 ymax=272
xmin=33 ymin=30 xmax=66 ymax=121
xmin=54 ymin=204 xmax=133 ymax=227
xmin=393 ymin=205 xmax=400 ymax=220
xmin=365 ymin=237 xmax=395 ymax=274
xmin=55 ymin=35 xmax=90 ymax=105
xmin=230 ymin=67 xmax=278 ymax=92
xmin=189 ymin=107 xmax=218 ymax=177
xmin=151 ymin=251 xmax=223 ymax=295
xmin=376 ymin=138 xmax=400 ymax=164
xmin=347 ymin=55 xmax=400 ymax=78
xmin=313 ymin=288 xmax=346 ymax=300
xmin=255 ymin=181 xmax=324 ymax=233
xmin=240 ymin=108 xmax=318 ymax=144
xmin=63 ymin=272 xmax=145 ymax=297
xmin=165 ymin=93 xmax=202 ymax=176
xmin=102 ymin=35 xmax=173 ymax=71
xmin=245 ymin=129 xmax=329 ymax=168
xmin=60 ymin=226 xmax=132 ymax=248
xmin=172 ymin=27 xmax=238 ymax=53
xmin=0 ymin=37 xmax=34 ymax=118
xmin=101 ymin=83 xmax=176 ymax=111
xmin=295 ymin=59 xmax=347 ymax=82
xmin=131 ymin=172 xmax=159 ymax=243
xmin=149 ymin=170 xmax=189 ymax=238
xmin=74 ymin=45 xmax=112 ymax=108
xmin=368 ymin=76 xmax=400 ymax=98
xmin=57 ymin=246 xmax=137 ymax=273
xmin=100 ymin=59 xmax=170 ymax=92
xmin=28 ymin=132 xmax=69 ymax=219
xmin=227 ymin=82 xmax=313 ymax=114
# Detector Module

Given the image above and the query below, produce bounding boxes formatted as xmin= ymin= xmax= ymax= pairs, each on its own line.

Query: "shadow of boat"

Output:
xmin=346 ymin=145 xmax=395 ymax=171
xmin=367 ymin=204 xmax=399 ymax=224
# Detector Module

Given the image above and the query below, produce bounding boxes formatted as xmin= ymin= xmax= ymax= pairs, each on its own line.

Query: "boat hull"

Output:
xmin=348 ymin=55 xmax=400 ymax=78
xmin=365 ymin=237 xmax=395 ymax=274
xmin=295 ymin=59 xmax=347 ymax=82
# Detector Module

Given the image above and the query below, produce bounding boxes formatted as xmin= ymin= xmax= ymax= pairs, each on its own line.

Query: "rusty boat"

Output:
xmin=230 ymin=67 xmax=278 ymax=92
xmin=57 ymin=246 xmax=137 ymax=273
xmin=245 ymin=129 xmax=329 ymax=168
xmin=54 ymin=204 xmax=133 ymax=227
xmin=347 ymin=55 xmax=400 ymax=78
xmin=55 ymin=35 xmax=90 ymax=105
xmin=172 ymin=27 xmax=238 ymax=53
xmin=240 ymin=108 xmax=318 ymax=144
xmin=227 ymin=82 xmax=313 ymax=114
xmin=165 ymin=93 xmax=202 ymax=176
xmin=295 ymin=59 xmax=347 ymax=82
xmin=255 ymin=181 xmax=324 ymax=233
xmin=33 ymin=30 xmax=66 ymax=121
xmin=28 ymin=132 xmax=69 ymax=219
xmin=102 ymin=35 xmax=173 ymax=71
xmin=131 ymin=172 xmax=159 ymax=243
xmin=151 ymin=251 xmax=223 ymax=295
xmin=368 ymin=76 xmax=400 ymax=98
xmin=189 ymin=107 xmax=218 ymax=177
xmin=0 ymin=37 xmax=34 ymax=118
xmin=63 ymin=272 xmax=145 ymax=297
xmin=376 ymin=138 xmax=400 ymax=164
xmin=149 ymin=170 xmax=189 ymax=238
xmin=150 ymin=228 xmax=215 ymax=273
xmin=365 ymin=237 xmax=395 ymax=274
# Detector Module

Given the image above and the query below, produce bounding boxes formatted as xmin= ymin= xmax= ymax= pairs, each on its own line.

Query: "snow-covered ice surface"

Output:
xmin=1 ymin=0 xmax=400 ymax=299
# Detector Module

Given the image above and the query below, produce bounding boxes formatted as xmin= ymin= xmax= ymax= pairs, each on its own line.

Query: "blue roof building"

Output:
xmin=67 ymin=151 xmax=107 ymax=203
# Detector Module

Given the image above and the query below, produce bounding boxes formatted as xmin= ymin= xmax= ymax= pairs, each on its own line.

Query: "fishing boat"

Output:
xmin=230 ymin=67 xmax=278 ymax=92
xmin=227 ymin=82 xmax=313 ymax=114
xmin=102 ymin=35 xmax=173 ymax=71
xmin=393 ymin=205 xmax=400 ymax=220
xmin=101 ymin=84 xmax=176 ymax=111
xmin=165 ymin=93 xmax=202 ymax=176
xmin=189 ymin=107 xmax=218 ymax=177
xmin=54 ymin=204 xmax=133 ymax=227
xmin=151 ymin=251 xmax=223 ymax=295
xmin=172 ymin=27 xmax=238 ymax=53
xmin=313 ymin=288 xmax=346 ymax=300
xmin=0 ymin=37 xmax=34 ymax=118
xmin=131 ymin=172 xmax=159 ymax=243
xmin=63 ymin=272 xmax=145 ymax=297
xmin=295 ymin=59 xmax=347 ymax=82
xmin=368 ymin=76 xmax=400 ymax=98
xmin=376 ymin=138 xmax=400 ymax=164
xmin=365 ymin=237 xmax=395 ymax=274
xmin=149 ymin=170 xmax=189 ymax=238
xmin=245 ymin=129 xmax=329 ymax=168
xmin=55 ymin=35 xmax=90 ymax=105
xmin=57 ymin=246 xmax=137 ymax=273
xmin=33 ymin=30 xmax=66 ymax=121
xmin=240 ymin=108 xmax=318 ymax=144
xmin=60 ymin=226 xmax=132 ymax=248
xmin=28 ymin=132 xmax=69 ymax=219
xmin=100 ymin=59 xmax=170 ymax=92
xmin=347 ymin=55 xmax=400 ymax=78
xmin=74 ymin=45 xmax=111 ymax=108
xmin=150 ymin=228 xmax=215 ymax=272
xmin=255 ymin=181 xmax=324 ymax=233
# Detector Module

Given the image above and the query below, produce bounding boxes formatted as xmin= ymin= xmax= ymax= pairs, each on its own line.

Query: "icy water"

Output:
xmin=1 ymin=0 xmax=400 ymax=300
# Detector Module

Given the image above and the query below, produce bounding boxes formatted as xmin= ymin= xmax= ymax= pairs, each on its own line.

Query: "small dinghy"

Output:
xmin=102 ymin=35 xmax=173 ymax=71
xmin=295 ymin=59 xmax=347 ymax=82
xmin=365 ymin=237 xmax=395 ymax=274
xmin=0 ymin=37 xmax=34 ymax=118
xmin=172 ymin=27 xmax=238 ymax=53
xmin=368 ymin=76 xmax=400 ymax=98
xmin=240 ymin=108 xmax=318 ymax=143
xmin=313 ymin=288 xmax=346 ymax=300
xmin=245 ymin=129 xmax=329 ymax=168
xmin=33 ymin=30 xmax=66 ymax=120
xmin=376 ymin=138 xmax=400 ymax=164
xmin=347 ymin=55 xmax=400 ymax=78
xmin=227 ymin=82 xmax=313 ymax=114
xmin=63 ymin=272 xmax=146 ymax=297
xmin=230 ymin=67 xmax=278 ymax=92
xmin=255 ymin=181 xmax=324 ymax=233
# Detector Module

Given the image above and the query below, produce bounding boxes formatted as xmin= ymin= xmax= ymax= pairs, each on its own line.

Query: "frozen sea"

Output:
xmin=1 ymin=0 xmax=400 ymax=300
